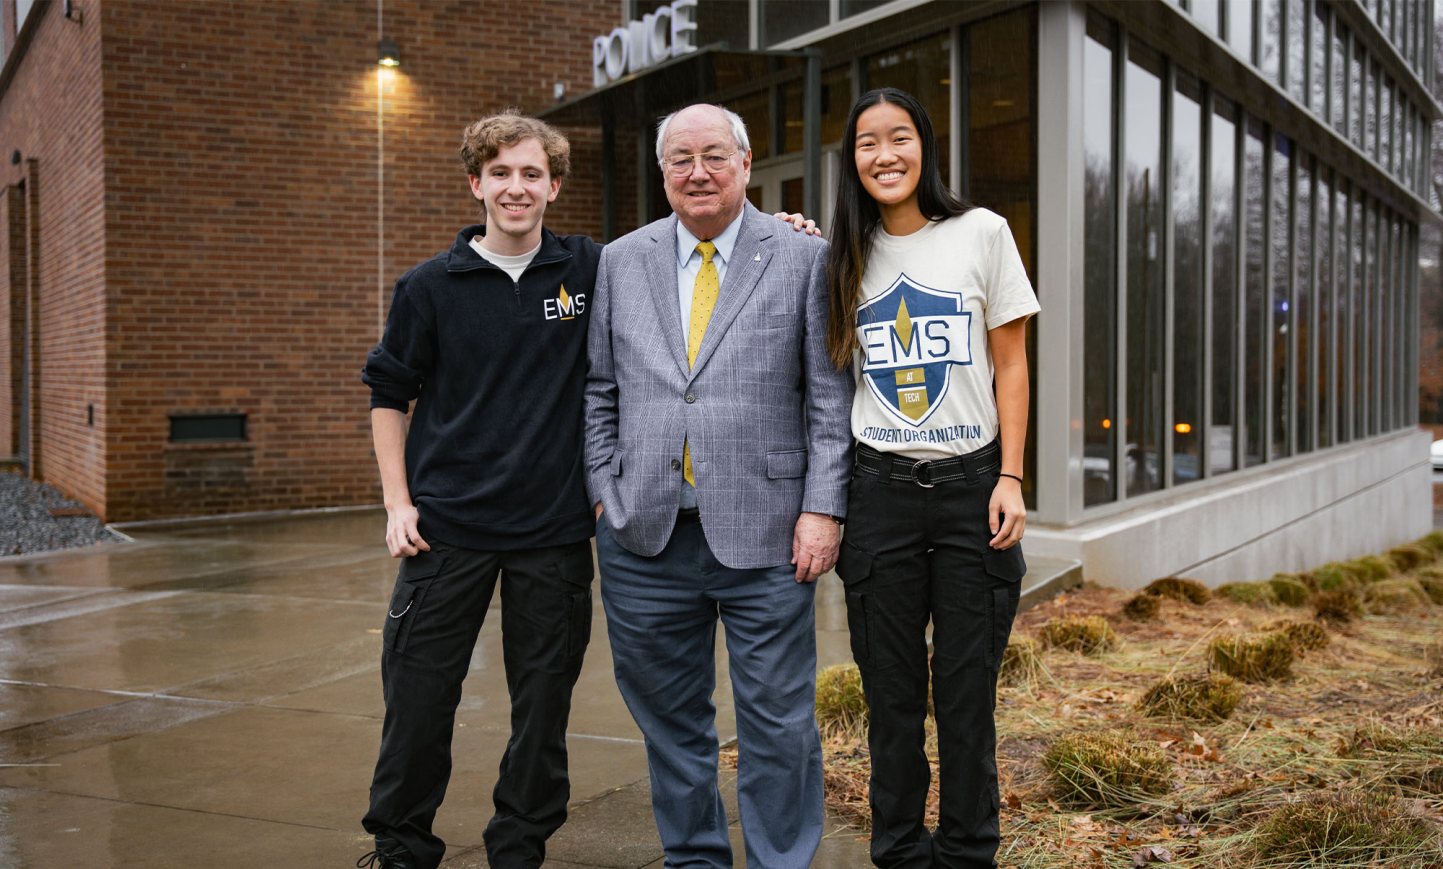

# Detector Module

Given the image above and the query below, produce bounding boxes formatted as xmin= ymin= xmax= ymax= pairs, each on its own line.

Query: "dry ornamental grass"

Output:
xmin=1138 ymin=673 xmax=1242 ymax=722
xmin=815 ymin=532 xmax=1443 ymax=869
xmin=1142 ymin=577 xmax=1211 ymax=605
xmin=1040 ymin=615 xmax=1118 ymax=654
xmin=1122 ymin=593 xmax=1161 ymax=622
xmin=1208 ymin=631 xmax=1295 ymax=682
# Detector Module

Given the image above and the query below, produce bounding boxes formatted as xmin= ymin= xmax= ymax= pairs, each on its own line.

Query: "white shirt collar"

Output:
xmin=675 ymin=210 xmax=744 ymax=269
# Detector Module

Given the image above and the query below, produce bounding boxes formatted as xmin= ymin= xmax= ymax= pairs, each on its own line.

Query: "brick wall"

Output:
xmin=98 ymin=0 xmax=618 ymax=520
xmin=0 ymin=0 xmax=107 ymax=513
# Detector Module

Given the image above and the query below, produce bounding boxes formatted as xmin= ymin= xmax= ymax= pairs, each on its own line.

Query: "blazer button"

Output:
xmin=684 ymin=392 xmax=696 ymax=404
xmin=671 ymin=459 xmax=682 ymax=471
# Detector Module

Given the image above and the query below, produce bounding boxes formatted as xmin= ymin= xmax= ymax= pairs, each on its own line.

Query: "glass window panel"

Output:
xmin=1389 ymin=214 xmax=1401 ymax=429
xmin=1332 ymin=24 xmax=1347 ymax=134
xmin=1227 ymin=0 xmax=1255 ymax=61
xmin=1362 ymin=200 xmax=1373 ymax=433
xmin=1125 ymin=46 xmax=1165 ymax=495
xmin=1244 ymin=119 xmax=1267 ymax=467
xmin=1261 ymin=0 xmax=1283 ymax=84
xmin=1083 ymin=29 xmax=1116 ymax=506
xmin=1382 ymin=79 xmax=1393 ymax=175
xmin=970 ymin=9 xmax=1035 ymax=262
xmin=1311 ymin=3 xmax=1327 ymax=114
xmin=760 ymin=0 xmax=830 ymax=46
xmin=782 ymin=80 xmax=803 ymax=155
xmin=1367 ymin=60 xmax=1379 ymax=162
xmin=1317 ymin=168 xmax=1333 ymax=449
xmin=866 ymin=32 xmax=952 ymax=186
xmin=1210 ymin=101 xmax=1238 ymax=475
xmin=1353 ymin=195 xmax=1367 ymax=438
xmin=1173 ymin=77 xmax=1204 ymax=485
xmin=1334 ymin=180 xmax=1349 ymax=444
xmin=729 ymin=90 xmax=772 ymax=161
xmin=1295 ymin=155 xmax=1313 ymax=453
xmin=687 ymin=0 xmax=749 ymax=49
xmin=842 ymin=0 xmax=891 ymax=15
xmin=968 ymin=6 xmax=1039 ymax=504
xmin=821 ymin=65 xmax=852 ymax=146
xmin=1350 ymin=43 xmax=1363 ymax=147
xmin=1271 ymin=133 xmax=1292 ymax=460
xmin=1287 ymin=0 xmax=1306 ymax=101
xmin=1193 ymin=0 xmax=1221 ymax=36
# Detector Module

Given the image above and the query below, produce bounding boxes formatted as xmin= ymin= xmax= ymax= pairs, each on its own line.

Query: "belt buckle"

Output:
xmin=909 ymin=459 xmax=936 ymax=488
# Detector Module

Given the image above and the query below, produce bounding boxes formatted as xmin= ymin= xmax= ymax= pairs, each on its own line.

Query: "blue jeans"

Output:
xmin=597 ymin=511 xmax=823 ymax=868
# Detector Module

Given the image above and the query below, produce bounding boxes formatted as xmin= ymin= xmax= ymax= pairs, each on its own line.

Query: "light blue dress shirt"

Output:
xmin=675 ymin=211 xmax=744 ymax=348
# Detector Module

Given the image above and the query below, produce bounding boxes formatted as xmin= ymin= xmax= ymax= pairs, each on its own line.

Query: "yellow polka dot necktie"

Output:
xmin=683 ymin=241 xmax=718 ymax=488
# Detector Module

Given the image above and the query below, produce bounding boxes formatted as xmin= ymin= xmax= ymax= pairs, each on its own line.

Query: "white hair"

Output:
xmin=654 ymin=104 xmax=751 ymax=163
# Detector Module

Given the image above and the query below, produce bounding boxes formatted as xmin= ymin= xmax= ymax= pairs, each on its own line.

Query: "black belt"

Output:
xmin=854 ymin=440 xmax=1000 ymax=488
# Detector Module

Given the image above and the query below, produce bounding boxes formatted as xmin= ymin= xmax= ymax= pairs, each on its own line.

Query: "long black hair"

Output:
xmin=825 ymin=87 xmax=971 ymax=369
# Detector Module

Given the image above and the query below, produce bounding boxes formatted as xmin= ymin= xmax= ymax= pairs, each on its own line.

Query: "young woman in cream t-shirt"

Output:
xmin=826 ymin=86 xmax=1038 ymax=869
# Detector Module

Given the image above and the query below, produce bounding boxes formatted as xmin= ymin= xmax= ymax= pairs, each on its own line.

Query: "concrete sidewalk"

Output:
xmin=0 ymin=509 xmax=1077 ymax=868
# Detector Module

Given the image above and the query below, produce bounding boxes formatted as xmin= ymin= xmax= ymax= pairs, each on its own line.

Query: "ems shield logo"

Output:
xmin=858 ymin=274 xmax=972 ymax=425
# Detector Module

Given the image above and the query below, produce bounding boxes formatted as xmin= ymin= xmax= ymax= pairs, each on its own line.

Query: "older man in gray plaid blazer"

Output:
xmin=584 ymin=104 xmax=852 ymax=868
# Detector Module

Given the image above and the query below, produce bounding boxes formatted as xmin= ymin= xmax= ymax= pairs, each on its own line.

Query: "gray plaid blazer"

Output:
xmin=584 ymin=202 xmax=853 ymax=569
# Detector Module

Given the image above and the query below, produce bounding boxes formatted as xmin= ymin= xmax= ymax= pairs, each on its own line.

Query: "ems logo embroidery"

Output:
xmin=543 ymin=284 xmax=586 ymax=321
xmin=858 ymin=273 xmax=972 ymax=426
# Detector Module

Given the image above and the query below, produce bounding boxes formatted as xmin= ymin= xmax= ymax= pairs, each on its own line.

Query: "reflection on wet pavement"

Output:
xmin=0 ymin=509 xmax=870 ymax=867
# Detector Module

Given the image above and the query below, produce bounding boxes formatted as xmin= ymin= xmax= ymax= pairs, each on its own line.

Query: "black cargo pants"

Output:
xmin=362 ymin=539 xmax=594 ymax=869
xmin=836 ymin=443 xmax=1025 ymax=869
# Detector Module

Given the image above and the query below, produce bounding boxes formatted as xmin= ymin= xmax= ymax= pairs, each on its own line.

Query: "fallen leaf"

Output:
xmin=1132 ymin=845 xmax=1175 ymax=865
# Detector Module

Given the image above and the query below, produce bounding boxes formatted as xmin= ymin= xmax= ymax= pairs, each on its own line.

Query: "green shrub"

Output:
xmin=1312 ymin=563 xmax=1358 ymax=592
xmin=1267 ymin=573 xmax=1311 ymax=606
xmin=1214 ymin=581 xmax=1279 ymax=607
xmin=1417 ymin=530 xmax=1443 ymax=556
xmin=1349 ymin=554 xmax=1395 ymax=583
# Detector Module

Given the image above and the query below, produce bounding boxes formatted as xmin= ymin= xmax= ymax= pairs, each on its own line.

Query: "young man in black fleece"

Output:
xmin=358 ymin=111 xmax=601 ymax=869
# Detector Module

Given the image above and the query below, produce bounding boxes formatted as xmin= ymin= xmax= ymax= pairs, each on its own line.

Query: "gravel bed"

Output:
xmin=0 ymin=471 xmax=123 ymax=556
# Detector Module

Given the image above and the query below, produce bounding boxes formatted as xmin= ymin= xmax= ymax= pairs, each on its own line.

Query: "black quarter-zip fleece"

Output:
xmin=362 ymin=225 xmax=602 ymax=551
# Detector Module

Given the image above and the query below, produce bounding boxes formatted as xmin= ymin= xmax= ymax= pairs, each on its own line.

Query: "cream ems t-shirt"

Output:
xmin=851 ymin=208 xmax=1040 ymax=459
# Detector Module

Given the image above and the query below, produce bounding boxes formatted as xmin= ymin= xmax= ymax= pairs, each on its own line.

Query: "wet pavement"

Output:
xmin=0 ymin=509 xmax=876 ymax=868
xmin=0 ymin=509 xmax=1077 ymax=868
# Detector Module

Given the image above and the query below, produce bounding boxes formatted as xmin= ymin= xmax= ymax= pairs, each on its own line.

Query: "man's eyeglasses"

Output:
xmin=661 ymin=150 xmax=738 ymax=177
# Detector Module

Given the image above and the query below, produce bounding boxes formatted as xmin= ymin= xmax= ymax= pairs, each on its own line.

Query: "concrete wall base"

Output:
xmin=1026 ymin=430 xmax=1434 ymax=589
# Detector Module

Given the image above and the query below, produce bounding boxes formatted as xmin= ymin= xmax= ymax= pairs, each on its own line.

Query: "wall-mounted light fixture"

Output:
xmin=377 ymin=37 xmax=400 ymax=68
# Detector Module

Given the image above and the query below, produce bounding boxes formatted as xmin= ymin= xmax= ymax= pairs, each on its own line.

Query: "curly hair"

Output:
xmin=459 ymin=109 xmax=571 ymax=180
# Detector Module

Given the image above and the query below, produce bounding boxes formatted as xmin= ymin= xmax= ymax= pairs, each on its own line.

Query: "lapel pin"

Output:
xmin=753 ymin=253 xmax=761 ymax=262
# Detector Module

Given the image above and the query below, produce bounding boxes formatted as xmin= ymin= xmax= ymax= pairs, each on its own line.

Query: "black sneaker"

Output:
xmin=356 ymin=837 xmax=415 ymax=869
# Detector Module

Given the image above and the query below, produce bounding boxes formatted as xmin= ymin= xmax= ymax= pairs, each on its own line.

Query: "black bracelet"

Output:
xmin=999 ymin=472 xmax=1023 ymax=484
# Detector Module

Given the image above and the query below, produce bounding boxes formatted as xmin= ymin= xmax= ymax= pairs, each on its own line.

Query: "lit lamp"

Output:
xmin=377 ymin=37 xmax=401 ymax=68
